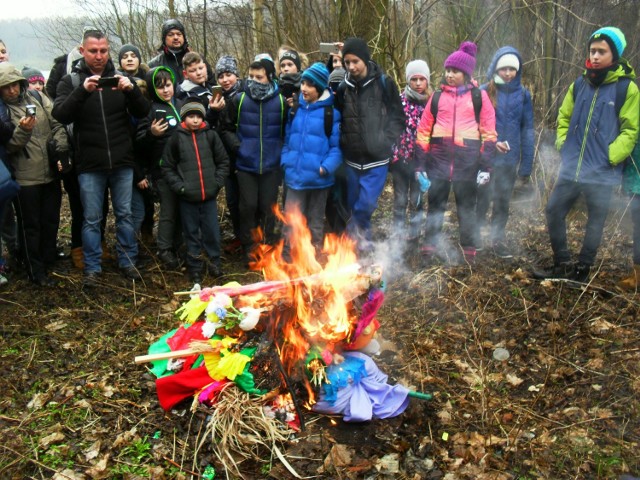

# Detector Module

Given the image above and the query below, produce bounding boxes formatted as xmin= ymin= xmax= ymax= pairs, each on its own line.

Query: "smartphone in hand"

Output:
xmin=97 ymin=76 xmax=119 ymax=88
xmin=211 ymin=85 xmax=223 ymax=102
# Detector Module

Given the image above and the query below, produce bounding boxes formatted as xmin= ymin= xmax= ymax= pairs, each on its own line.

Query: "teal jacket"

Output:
xmin=623 ymin=141 xmax=640 ymax=194
xmin=556 ymin=59 xmax=639 ymax=185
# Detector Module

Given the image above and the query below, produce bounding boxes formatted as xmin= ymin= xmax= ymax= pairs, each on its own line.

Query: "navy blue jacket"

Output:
xmin=482 ymin=46 xmax=535 ymax=177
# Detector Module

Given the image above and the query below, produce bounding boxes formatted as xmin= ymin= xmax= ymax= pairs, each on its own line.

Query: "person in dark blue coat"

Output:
xmin=476 ymin=46 xmax=534 ymax=258
xmin=281 ymin=63 xmax=342 ymax=255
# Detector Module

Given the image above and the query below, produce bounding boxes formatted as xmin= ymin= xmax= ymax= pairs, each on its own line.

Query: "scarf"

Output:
xmin=246 ymin=79 xmax=275 ymax=101
xmin=404 ymin=85 xmax=427 ymax=104
xmin=585 ymin=60 xmax=618 ymax=87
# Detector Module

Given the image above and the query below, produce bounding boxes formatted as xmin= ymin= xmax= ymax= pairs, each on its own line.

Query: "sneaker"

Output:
xmin=157 ymin=249 xmax=180 ymax=269
xmin=492 ymin=242 xmax=513 ymax=259
xmin=82 ymin=272 xmax=100 ymax=289
xmin=0 ymin=273 xmax=8 ymax=287
xmin=121 ymin=265 xmax=142 ymax=281
xmin=531 ymin=262 xmax=574 ymax=280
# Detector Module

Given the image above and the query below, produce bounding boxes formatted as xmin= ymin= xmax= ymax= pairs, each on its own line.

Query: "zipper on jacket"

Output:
xmin=192 ymin=131 xmax=206 ymax=201
xmin=575 ymin=87 xmax=599 ymax=181
xmin=98 ymin=91 xmax=113 ymax=169
xmin=259 ymin=102 xmax=263 ymax=174
xmin=449 ymin=91 xmax=457 ymax=182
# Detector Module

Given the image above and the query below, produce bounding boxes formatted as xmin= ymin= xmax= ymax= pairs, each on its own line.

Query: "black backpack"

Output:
xmin=572 ymin=75 xmax=630 ymax=117
xmin=430 ymin=86 xmax=482 ymax=124
xmin=289 ymin=101 xmax=334 ymax=138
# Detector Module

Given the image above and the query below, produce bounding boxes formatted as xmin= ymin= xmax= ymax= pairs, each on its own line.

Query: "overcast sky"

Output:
xmin=3 ymin=0 xmax=82 ymax=20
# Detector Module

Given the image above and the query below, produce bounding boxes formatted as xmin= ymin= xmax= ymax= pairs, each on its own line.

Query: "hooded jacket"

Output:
xmin=281 ymin=89 xmax=342 ymax=190
xmin=52 ymin=58 xmax=151 ymax=174
xmin=335 ymin=61 xmax=404 ymax=169
xmin=0 ymin=64 xmax=68 ymax=186
xmin=415 ymin=82 xmax=497 ymax=181
xmin=482 ymin=46 xmax=535 ymax=176
xmin=161 ymin=122 xmax=230 ymax=202
xmin=556 ymin=58 xmax=640 ymax=185
xmin=219 ymin=81 xmax=287 ymax=175
xmin=135 ymin=66 xmax=182 ymax=178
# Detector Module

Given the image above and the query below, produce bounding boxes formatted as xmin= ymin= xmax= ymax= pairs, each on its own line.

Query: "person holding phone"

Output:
xmin=136 ymin=66 xmax=182 ymax=270
xmin=278 ymin=48 xmax=303 ymax=107
xmin=475 ymin=47 xmax=534 ymax=259
xmin=0 ymin=63 xmax=69 ymax=287
xmin=52 ymin=29 xmax=151 ymax=287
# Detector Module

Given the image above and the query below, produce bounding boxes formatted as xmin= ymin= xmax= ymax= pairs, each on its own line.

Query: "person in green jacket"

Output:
xmin=533 ymin=26 xmax=640 ymax=283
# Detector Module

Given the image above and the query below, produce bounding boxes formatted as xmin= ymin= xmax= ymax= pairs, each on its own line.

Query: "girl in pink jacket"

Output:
xmin=415 ymin=41 xmax=496 ymax=265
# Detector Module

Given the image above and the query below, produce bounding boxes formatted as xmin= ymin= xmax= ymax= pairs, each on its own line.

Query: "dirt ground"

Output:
xmin=1 ymin=179 xmax=639 ymax=480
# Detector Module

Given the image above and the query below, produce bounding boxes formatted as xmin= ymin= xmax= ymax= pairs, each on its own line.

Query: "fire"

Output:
xmin=249 ymin=206 xmax=364 ymax=400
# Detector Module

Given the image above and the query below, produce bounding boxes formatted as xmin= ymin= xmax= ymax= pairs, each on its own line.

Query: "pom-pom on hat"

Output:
xmin=180 ymin=101 xmax=205 ymax=119
xmin=118 ymin=44 xmax=141 ymax=63
xmin=301 ymin=62 xmax=329 ymax=93
xmin=589 ymin=26 xmax=626 ymax=61
xmin=444 ymin=41 xmax=477 ymax=77
xmin=495 ymin=53 xmax=520 ymax=72
xmin=342 ymin=37 xmax=371 ymax=64
xmin=279 ymin=50 xmax=301 ymax=71
xmin=406 ymin=59 xmax=430 ymax=83
xmin=215 ymin=55 xmax=239 ymax=78
xmin=21 ymin=66 xmax=45 ymax=84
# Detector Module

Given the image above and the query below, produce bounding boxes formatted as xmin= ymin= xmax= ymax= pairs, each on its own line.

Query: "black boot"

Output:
xmin=531 ymin=262 xmax=574 ymax=280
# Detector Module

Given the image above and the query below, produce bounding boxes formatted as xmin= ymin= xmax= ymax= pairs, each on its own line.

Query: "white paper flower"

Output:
xmin=201 ymin=321 xmax=222 ymax=338
xmin=238 ymin=307 xmax=261 ymax=331
xmin=167 ymin=358 xmax=185 ymax=372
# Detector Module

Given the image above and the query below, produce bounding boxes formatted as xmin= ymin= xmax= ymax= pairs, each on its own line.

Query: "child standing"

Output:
xmin=281 ymin=62 xmax=342 ymax=254
xmin=176 ymin=52 xmax=212 ymax=103
xmin=415 ymin=41 xmax=497 ymax=265
xmin=391 ymin=59 xmax=430 ymax=241
xmin=476 ymin=47 xmax=534 ymax=258
xmin=161 ymin=101 xmax=229 ymax=284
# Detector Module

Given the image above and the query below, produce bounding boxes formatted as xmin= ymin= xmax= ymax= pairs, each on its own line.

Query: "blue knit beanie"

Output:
xmin=590 ymin=27 xmax=626 ymax=60
xmin=301 ymin=62 xmax=329 ymax=93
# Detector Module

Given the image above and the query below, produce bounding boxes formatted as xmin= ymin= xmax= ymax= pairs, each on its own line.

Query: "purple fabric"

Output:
xmin=444 ymin=41 xmax=477 ymax=77
xmin=312 ymin=351 xmax=410 ymax=422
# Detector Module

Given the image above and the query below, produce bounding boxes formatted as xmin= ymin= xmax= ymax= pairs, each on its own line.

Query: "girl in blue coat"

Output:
xmin=476 ymin=46 xmax=534 ymax=258
xmin=281 ymin=63 xmax=342 ymax=254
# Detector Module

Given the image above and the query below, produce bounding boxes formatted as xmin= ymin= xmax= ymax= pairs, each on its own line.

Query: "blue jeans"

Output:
xmin=78 ymin=167 xmax=137 ymax=273
xmin=131 ymin=186 xmax=145 ymax=234
xmin=345 ymin=164 xmax=389 ymax=245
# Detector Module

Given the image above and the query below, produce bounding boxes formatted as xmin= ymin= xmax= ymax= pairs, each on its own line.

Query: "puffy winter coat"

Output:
xmin=161 ymin=122 xmax=230 ymax=203
xmin=281 ymin=90 xmax=342 ymax=190
xmin=0 ymin=64 xmax=68 ymax=186
xmin=483 ymin=46 xmax=535 ymax=176
xmin=52 ymin=58 xmax=151 ymax=174
xmin=416 ymin=83 xmax=497 ymax=181
xmin=135 ymin=66 xmax=182 ymax=178
xmin=335 ymin=62 xmax=404 ymax=169
xmin=556 ymin=58 xmax=639 ymax=185
xmin=219 ymin=82 xmax=287 ymax=174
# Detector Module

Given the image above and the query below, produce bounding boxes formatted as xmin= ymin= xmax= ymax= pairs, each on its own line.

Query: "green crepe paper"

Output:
xmin=148 ymin=328 xmax=204 ymax=378
xmin=233 ymin=346 xmax=266 ymax=395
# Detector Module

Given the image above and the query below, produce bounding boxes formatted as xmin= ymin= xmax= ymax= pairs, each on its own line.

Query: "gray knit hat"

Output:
xmin=180 ymin=101 xmax=205 ymax=118
xmin=215 ymin=55 xmax=239 ymax=78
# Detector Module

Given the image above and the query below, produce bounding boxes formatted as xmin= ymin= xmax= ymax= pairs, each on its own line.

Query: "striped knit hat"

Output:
xmin=301 ymin=62 xmax=329 ymax=93
xmin=589 ymin=26 xmax=626 ymax=61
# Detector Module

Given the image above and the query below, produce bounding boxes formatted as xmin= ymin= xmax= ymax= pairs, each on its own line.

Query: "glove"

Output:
xmin=415 ymin=171 xmax=431 ymax=193
xmin=477 ymin=171 xmax=490 ymax=186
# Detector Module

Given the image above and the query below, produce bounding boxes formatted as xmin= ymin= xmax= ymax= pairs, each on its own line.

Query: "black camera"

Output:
xmin=26 ymin=104 xmax=37 ymax=117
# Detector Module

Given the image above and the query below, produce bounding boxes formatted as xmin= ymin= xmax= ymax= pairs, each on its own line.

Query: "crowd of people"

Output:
xmin=1 ymin=23 xmax=640 ymax=291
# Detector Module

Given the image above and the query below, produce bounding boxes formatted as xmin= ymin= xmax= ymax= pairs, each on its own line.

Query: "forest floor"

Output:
xmin=1 ymin=179 xmax=639 ymax=480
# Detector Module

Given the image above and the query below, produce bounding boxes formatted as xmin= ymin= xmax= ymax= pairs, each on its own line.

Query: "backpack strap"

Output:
xmin=323 ymin=105 xmax=333 ymax=138
xmin=429 ymin=87 xmax=482 ymax=124
xmin=573 ymin=75 xmax=631 ymax=117
xmin=235 ymin=92 xmax=246 ymax=129
xmin=70 ymin=72 xmax=81 ymax=89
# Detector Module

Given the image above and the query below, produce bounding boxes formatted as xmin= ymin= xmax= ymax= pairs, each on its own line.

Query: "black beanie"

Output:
xmin=118 ymin=44 xmax=142 ymax=63
xmin=161 ymin=19 xmax=187 ymax=46
xmin=342 ymin=37 xmax=371 ymax=64
xmin=259 ymin=58 xmax=276 ymax=81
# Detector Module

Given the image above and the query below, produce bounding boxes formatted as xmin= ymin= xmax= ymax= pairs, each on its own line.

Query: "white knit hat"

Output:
xmin=405 ymin=59 xmax=430 ymax=83
xmin=495 ymin=53 xmax=520 ymax=72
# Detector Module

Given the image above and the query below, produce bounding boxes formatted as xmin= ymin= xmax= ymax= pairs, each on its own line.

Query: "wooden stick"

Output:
xmin=134 ymin=348 xmax=201 ymax=364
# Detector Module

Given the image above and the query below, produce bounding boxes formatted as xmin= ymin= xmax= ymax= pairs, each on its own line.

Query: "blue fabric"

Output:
xmin=235 ymin=85 xmax=286 ymax=174
xmin=345 ymin=164 xmax=389 ymax=243
xmin=559 ymin=80 xmax=624 ymax=185
xmin=482 ymin=47 xmax=535 ymax=177
xmin=78 ymin=167 xmax=138 ymax=273
xmin=281 ymin=92 xmax=342 ymax=190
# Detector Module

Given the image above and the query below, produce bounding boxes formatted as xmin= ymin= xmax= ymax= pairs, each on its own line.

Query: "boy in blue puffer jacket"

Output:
xmin=281 ymin=63 xmax=342 ymax=256
xmin=476 ymin=46 xmax=534 ymax=258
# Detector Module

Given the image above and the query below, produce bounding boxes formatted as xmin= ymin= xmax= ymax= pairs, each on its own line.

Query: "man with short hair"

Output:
xmin=534 ymin=26 xmax=640 ymax=283
xmin=52 ymin=30 xmax=151 ymax=287
xmin=148 ymin=19 xmax=213 ymax=84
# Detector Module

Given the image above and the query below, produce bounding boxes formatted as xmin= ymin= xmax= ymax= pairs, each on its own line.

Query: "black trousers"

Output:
xmin=424 ymin=178 xmax=477 ymax=249
xmin=14 ymin=181 xmax=62 ymax=279
xmin=236 ymin=170 xmax=281 ymax=249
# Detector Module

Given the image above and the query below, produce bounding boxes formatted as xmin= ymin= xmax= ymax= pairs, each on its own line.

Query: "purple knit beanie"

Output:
xmin=444 ymin=41 xmax=477 ymax=77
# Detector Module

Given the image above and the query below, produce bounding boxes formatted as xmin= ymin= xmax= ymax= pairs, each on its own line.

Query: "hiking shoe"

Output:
xmin=121 ymin=265 xmax=142 ymax=281
xmin=531 ymin=262 xmax=574 ymax=280
xmin=492 ymin=242 xmax=513 ymax=259
xmin=570 ymin=263 xmax=591 ymax=283
xmin=157 ymin=249 xmax=180 ymax=269
xmin=83 ymin=272 xmax=100 ymax=289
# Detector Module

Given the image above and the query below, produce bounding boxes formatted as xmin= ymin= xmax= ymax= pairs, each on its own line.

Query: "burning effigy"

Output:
xmin=136 ymin=207 xmax=430 ymax=473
